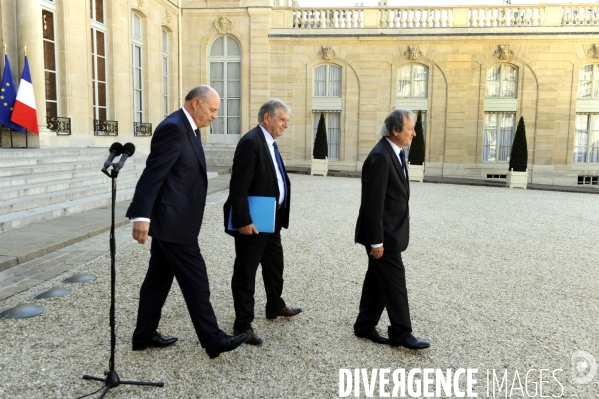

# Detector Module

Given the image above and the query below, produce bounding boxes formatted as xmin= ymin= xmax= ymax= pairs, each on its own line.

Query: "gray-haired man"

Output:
xmin=224 ymin=99 xmax=302 ymax=345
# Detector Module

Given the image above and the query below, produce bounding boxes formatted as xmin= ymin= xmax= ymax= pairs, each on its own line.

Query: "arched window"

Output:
xmin=132 ymin=12 xmax=143 ymax=123
xmin=397 ymin=64 xmax=428 ymax=98
xmin=312 ymin=65 xmax=342 ymax=160
xmin=161 ymin=29 xmax=169 ymax=119
xmin=486 ymin=64 xmax=517 ymax=98
xmin=91 ymin=0 xmax=107 ymax=121
xmin=575 ymin=64 xmax=599 ymax=163
xmin=209 ymin=36 xmax=241 ymax=144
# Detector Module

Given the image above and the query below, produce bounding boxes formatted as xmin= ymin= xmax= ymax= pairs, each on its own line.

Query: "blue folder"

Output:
xmin=227 ymin=196 xmax=277 ymax=233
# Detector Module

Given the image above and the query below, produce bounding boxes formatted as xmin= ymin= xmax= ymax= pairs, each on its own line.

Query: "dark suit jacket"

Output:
xmin=126 ymin=109 xmax=208 ymax=245
xmin=224 ymin=125 xmax=291 ymax=234
xmin=355 ymin=138 xmax=410 ymax=253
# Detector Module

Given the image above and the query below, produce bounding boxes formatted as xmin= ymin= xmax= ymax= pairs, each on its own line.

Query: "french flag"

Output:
xmin=11 ymin=56 xmax=39 ymax=135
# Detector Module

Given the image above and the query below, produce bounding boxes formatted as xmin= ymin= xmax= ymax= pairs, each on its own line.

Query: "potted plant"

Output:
xmin=506 ymin=116 xmax=528 ymax=189
xmin=407 ymin=110 xmax=425 ymax=182
xmin=311 ymin=113 xmax=328 ymax=176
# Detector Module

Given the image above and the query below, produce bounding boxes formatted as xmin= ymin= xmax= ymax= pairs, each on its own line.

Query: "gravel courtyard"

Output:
xmin=1 ymin=174 xmax=597 ymax=398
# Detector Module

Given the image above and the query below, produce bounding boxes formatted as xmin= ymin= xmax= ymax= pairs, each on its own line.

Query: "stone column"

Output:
xmin=16 ymin=0 xmax=54 ymax=148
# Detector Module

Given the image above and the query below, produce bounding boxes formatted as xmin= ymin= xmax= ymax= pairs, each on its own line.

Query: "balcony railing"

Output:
xmin=284 ymin=5 xmax=599 ymax=30
xmin=134 ymin=122 xmax=152 ymax=136
xmin=46 ymin=116 xmax=71 ymax=135
xmin=93 ymin=119 xmax=118 ymax=136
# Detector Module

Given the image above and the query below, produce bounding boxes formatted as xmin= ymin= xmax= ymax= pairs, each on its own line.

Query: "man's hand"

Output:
xmin=133 ymin=221 xmax=150 ymax=244
xmin=370 ymin=246 xmax=384 ymax=259
xmin=239 ymin=223 xmax=259 ymax=235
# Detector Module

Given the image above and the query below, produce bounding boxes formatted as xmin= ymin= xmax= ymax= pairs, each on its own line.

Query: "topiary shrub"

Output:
xmin=509 ymin=116 xmax=528 ymax=172
xmin=408 ymin=110 xmax=425 ymax=166
xmin=313 ymin=113 xmax=328 ymax=160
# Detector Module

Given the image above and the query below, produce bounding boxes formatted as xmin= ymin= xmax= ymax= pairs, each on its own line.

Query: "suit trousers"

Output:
xmin=354 ymin=246 xmax=413 ymax=340
xmin=133 ymin=237 xmax=226 ymax=348
xmin=231 ymin=217 xmax=286 ymax=331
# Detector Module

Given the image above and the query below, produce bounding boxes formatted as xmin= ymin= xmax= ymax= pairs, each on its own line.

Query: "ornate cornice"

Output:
xmin=403 ymin=45 xmax=423 ymax=60
xmin=317 ymin=46 xmax=336 ymax=60
xmin=213 ymin=17 xmax=233 ymax=35
xmin=492 ymin=44 xmax=514 ymax=60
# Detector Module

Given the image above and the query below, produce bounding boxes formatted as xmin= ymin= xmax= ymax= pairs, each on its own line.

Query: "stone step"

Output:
xmin=0 ymin=169 xmax=143 ymax=201
xmin=0 ymin=176 xmax=140 ymax=215
xmin=0 ymin=147 xmax=113 ymax=159
xmin=0 ymin=187 xmax=136 ymax=233
xmin=0 ymin=157 xmax=146 ymax=178
xmin=0 ymin=162 xmax=146 ymax=189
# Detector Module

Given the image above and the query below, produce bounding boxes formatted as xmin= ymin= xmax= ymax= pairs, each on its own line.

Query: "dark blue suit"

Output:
xmin=354 ymin=138 xmax=413 ymax=340
xmin=126 ymin=109 xmax=226 ymax=348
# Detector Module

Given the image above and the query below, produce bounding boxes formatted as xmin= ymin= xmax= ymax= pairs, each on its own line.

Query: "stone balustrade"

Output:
xmin=287 ymin=5 xmax=599 ymax=29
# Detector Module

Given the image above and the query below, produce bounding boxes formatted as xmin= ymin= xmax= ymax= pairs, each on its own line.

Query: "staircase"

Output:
xmin=0 ymin=148 xmax=147 ymax=233
xmin=203 ymin=143 xmax=235 ymax=168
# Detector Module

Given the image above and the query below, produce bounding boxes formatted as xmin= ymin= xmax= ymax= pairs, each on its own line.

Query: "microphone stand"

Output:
xmin=82 ymin=164 xmax=163 ymax=398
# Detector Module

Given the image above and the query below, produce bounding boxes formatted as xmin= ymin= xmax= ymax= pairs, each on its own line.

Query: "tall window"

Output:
xmin=574 ymin=114 xmax=599 ymax=163
xmin=314 ymin=65 xmax=341 ymax=97
xmin=483 ymin=113 xmax=515 ymax=162
xmin=161 ymin=29 xmax=169 ymax=119
xmin=397 ymin=64 xmax=428 ymax=97
xmin=91 ymin=0 xmax=107 ymax=120
xmin=578 ymin=64 xmax=599 ymax=98
xmin=313 ymin=113 xmax=341 ymax=160
xmin=42 ymin=8 xmax=58 ymax=117
xmin=486 ymin=64 xmax=518 ymax=98
xmin=209 ymin=36 xmax=241 ymax=143
xmin=132 ymin=13 xmax=143 ymax=123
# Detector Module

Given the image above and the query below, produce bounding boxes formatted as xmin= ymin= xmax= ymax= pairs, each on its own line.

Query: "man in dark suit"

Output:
xmin=353 ymin=109 xmax=430 ymax=350
xmin=224 ymin=99 xmax=302 ymax=345
xmin=127 ymin=85 xmax=249 ymax=359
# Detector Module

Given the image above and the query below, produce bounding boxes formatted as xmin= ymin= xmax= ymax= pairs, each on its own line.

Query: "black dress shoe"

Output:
xmin=205 ymin=332 xmax=250 ymax=359
xmin=355 ymin=328 xmax=389 ymax=345
xmin=234 ymin=328 xmax=263 ymax=345
xmin=266 ymin=306 xmax=302 ymax=319
xmin=132 ymin=332 xmax=178 ymax=351
xmin=389 ymin=334 xmax=430 ymax=350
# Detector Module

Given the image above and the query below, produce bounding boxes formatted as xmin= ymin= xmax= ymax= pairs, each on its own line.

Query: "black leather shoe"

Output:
xmin=355 ymin=328 xmax=389 ymax=345
xmin=234 ymin=328 xmax=263 ymax=345
xmin=132 ymin=332 xmax=178 ymax=351
xmin=266 ymin=306 xmax=302 ymax=319
xmin=389 ymin=334 xmax=430 ymax=350
xmin=205 ymin=332 xmax=250 ymax=359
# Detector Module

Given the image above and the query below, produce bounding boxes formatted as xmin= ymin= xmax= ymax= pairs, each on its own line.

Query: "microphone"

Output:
xmin=101 ymin=142 xmax=123 ymax=175
xmin=113 ymin=143 xmax=135 ymax=173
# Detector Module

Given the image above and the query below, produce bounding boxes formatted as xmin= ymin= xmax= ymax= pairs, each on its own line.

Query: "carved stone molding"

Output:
xmin=164 ymin=10 xmax=173 ymax=27
xmin=403 ymin=45 xmax=423 ymax=60
xmin=588 ymin=44 xmax=599 ymax=59
xmin=317 ymin=46 xmax=335 ymax=60
xmin=213 ymin=17 xmax=233 ymax=35
xmin=492 ymin=44 xmax=514 ymax=60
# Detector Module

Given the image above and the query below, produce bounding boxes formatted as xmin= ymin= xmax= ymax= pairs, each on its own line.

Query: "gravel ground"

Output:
xmin=0 ymin=174 xmax=597 ymax=398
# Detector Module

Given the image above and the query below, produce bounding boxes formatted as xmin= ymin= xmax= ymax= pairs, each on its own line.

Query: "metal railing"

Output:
xmin=93 ymin=119 xmax=118 ymax=136
xmin=46 ymin=116 xmax=71 ymax=135
xmin=134 ymin=122 xmax=152 ymax=136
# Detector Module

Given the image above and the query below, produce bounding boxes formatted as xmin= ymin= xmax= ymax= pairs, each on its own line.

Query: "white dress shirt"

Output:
xmin=131 ymin=108 xmax=198 ymax=224
xmin=371 ymin=138 xmax=406 ymax=248
xmin=259 ymin=125 xmax=286 ymax=205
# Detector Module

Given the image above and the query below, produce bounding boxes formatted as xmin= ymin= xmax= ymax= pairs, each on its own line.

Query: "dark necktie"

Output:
xmin=399 ymin=149 xmax=407 ymax=178
xmin=194 ymin=128 xmax=206 ymax=166
xmin=272 ymin=141 xmax=288 ymax=201
xmin=194 ymin=128 xmax=201 ymax=141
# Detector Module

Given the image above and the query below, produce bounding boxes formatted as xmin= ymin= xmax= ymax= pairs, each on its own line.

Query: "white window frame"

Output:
xmin=578 ymin=64 xmax=599 ymax=99
xmin=209 ymin=35 xmax=241 ymax=143
xmin=574 ymin=113 xmax=599 ymax=163
xmin=90 ymin=2 xmax=107 ymax=121
xmin=132 ymin=13 xmax=143 ymax=123
xmin=313 ymin=112 xmax=341 ymax=161
xmin=483 ymin=112 xmax=516 ymax=162
xmin=41 ymin=2 xmax=59 ymax=116
xmin=313 ymin=65 xmax=341 ymax=97
xmin=161 ymin=29 xmax=169 ymax=120
xmin=397 ymin=64 xmax=428 ymax=98
xmin=486 ymin=64 xmax=518 ymax=99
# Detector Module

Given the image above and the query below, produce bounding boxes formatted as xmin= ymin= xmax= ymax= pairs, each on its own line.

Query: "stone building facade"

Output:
xmin=1 ymin=0 xmax=598 ymax=186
